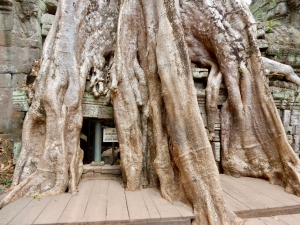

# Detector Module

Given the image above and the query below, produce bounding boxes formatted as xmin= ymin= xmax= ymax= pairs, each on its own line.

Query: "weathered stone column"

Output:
xmin=93 ymin=121 xmax=102 ymax=163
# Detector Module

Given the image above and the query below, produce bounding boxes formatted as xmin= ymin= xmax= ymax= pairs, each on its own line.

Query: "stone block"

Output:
xmin=257 ymin=29 xmax=265 ymax=38
xmin=212 ymin=131 xmax=220 ymax=142
xmin=91 ymin=161 xmax=105 ymax=166
xmin=274 ymin=2 xmax=288 ymax=16
xmin=13 ymin=142 xmax=21 ymax=164
xmin=0 ymin=46 xmax=39 ymax=74
xmin=0 ymin=12 xmax=14 ymax=31
xmin=257 ymin=39 xmax=269 ymax=49
xmin=272 ymin=92 xmax=285 ymax=100
xmin=12 ymin=88 xmax=29 ymax=111
xmin=85 ymin=171 xmax=94 ymax=178
xmin=292 ymin=135 xmax=300 ymax=153
xmin=290 ymin=115 xmax=300 ymax=126
xmin=41 ymin=14 xmax=55 ymax=25
xmin=269 ymin=81 xmax=297 ymax=91
xmin=0 ymin=74 xmax=11 ymax=88
xmin=42 ymin=24 xmax=52 ymax=36
xmin=0 ymin=88 xmax=13 ymax=133
xmin=0 ymin=30 xmax=12 ymax=46
xmin=82 ymin=164 xmax=93 ymax=174
xmin=282 ymin=110 xmax=291 ymax=126
xmin=94 ymin=167 xmax=102 ymax=173
xmin=292 ymin=109 xmax=300 ymax=116
xmin=82 ymin=92 xmax=108 ymax=105
xmin=214 ymin=123 xmax=221 ymax=131
xmin=98 ymin=106 xmax=114 ymax=119
xmin=294 ymin=124 xmax=300 ymax=135
xmin=13 ymin=37 xmax=39 ymax=48
xmin=101 ymin=164 xmax=121 ymax=175
xmin=192 ymin=68 xmax=208 ymax=78
xmin=284 ymin=125 xmax=294 ymax=135
xmin=287 ymin=135 xmax=293 ymax=145
xmin=12 ymin=74 xmax=27 ymax=88
xmin=211 ymin=142 xmax=221 ymax=161
xmin=290 ymin=10 xmax=300 ymax=29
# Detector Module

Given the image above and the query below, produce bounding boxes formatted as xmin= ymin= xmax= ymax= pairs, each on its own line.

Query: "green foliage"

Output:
xmin=265 ymin=19 xmax=281 ymax=33
xmin=31 ymin=195 xmax=42 ymax=199
xmin=1 ymin=175 xmax=12 ymax=186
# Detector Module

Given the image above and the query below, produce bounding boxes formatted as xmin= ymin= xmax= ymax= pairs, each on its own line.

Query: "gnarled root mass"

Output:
xmin=112 ymin=0 xmax=242 ymax=224
xmin=181 ymin=0 xmax=300 ymax=196
xmin=0 ymin=0 xmax=87 ymax=209
xmin=2 ymin=0 xmax=300 ymax=225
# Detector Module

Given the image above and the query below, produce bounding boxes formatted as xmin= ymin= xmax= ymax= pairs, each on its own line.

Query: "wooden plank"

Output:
xmin=259 ymin=216 xmax=288 ymax=224
xmin=147 ymin=188 xmax=182 ymax=220
xmin=221 ymin=175 xmax=283 ymax=209
xmin=234 ymin=176 xmax=300 ymax=204
xmin=0 ymin=197 xmax=32 ymax=224
xmin=221 ymin=179 xmax=267 ymax=210
xmin=226 ymin=175 xmax=300 ymax=206
xmin=222 ymin=192 xmax=250 ymax=212
xmin=0 ymin=193 xmax=7 ymax=201
xmin=172 ymin=202 xmax=195 ymax=219
xmin=141 ymin=188 xmax=161 ymax=220
xmin=126 ymin=189 xmax=151 ymax=221
xmin=8 ymin=196 xmax=53 ymax=225
xmin=81 ymin=180 xmax=109 ymax=222
xmin=222 ymin=175 xmax=285 ymax=208
xmin=33 ymin=194 xmax=72 ymax=224
xmin=277 ymin=213 xmax=300 ymax=225
xmin=244 ymin=217 xmax=269 ymax=225
xmin=58 ymin=180 xmax=95 ymax=223
xmin=106 ymin=180 xmax=129 ymax=222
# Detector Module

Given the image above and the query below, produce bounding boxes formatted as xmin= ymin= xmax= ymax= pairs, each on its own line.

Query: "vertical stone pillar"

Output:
xmin=94 ymin=121 xmax=102 ymax=163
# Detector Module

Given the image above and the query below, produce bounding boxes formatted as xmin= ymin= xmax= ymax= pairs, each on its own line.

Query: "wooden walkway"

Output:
xmin=220 ymin=174 xmax=300 ymax=218
xmin=245 ymin=214 xmax=300 ymax=225
xmin=1 ymin=175 xmax=300 ymax=224
xmin=0 ymin=180 xmax=194 ymax=225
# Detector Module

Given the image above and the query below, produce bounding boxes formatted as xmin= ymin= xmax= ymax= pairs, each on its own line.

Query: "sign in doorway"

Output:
xmin=103 ymin=128 xmax=118 ymax=165
xmin=103 ymin=128 xmax=118 ymax=142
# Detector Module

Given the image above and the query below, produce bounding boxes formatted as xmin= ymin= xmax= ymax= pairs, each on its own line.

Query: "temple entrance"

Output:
xmin=80 ymin=118 xmax=119 ymax=165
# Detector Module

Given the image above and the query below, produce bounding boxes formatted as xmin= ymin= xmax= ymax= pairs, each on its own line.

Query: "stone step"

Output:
xmin=81 ymin=164 xmax=121 ymax=180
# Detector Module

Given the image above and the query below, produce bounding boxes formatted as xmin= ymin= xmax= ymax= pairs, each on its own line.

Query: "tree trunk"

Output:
xmin=1 ymin=0 xmax=300 ymax=225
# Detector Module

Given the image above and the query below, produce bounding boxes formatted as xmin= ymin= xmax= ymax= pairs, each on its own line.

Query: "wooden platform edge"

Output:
xmin=34 ymin=218 xmax=192 ymax=225
xmin=236 ymin=204 xmax=300 ymax=218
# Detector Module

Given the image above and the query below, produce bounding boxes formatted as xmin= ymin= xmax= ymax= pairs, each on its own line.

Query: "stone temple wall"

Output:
xmin=0 ymin=0 xmax=40 ymax=161
xmin=0 ymin=0 xmax=57 ymax=163
xmin=250 ymin=0 xmax=300 ymax=29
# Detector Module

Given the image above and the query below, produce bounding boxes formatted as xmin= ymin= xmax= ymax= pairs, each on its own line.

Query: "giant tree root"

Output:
xmin=180 ymin=0 xmax=300 ymax=198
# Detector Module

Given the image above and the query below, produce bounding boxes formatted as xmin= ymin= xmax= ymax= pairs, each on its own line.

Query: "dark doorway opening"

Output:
xmin=80 ymin=118 xmax=119 ymax=165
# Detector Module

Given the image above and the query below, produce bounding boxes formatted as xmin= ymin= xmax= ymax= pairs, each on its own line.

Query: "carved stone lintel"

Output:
xmin=0 ymin=0 xmax=13 ymax=12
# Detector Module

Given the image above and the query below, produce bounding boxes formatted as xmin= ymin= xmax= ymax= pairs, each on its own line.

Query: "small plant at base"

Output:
xmin=1 ymin=175 xmax=12 ymax=186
